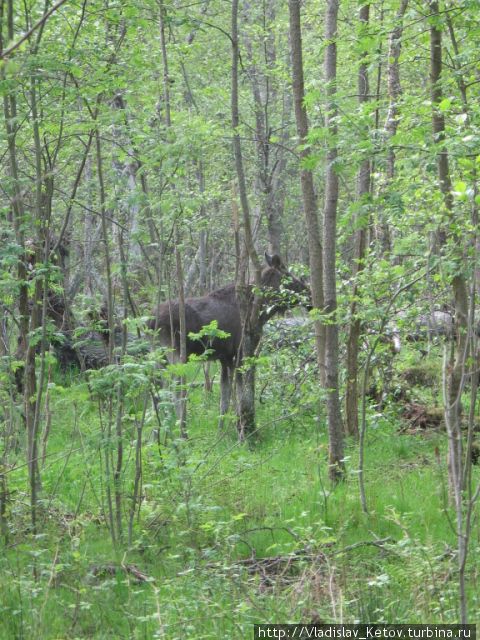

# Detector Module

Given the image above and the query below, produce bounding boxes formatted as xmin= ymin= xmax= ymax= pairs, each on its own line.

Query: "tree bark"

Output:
xmin=429 ymin=0 xmax=469 ymax=622
xmin=95 ymin=130 xmax=115 ymax=364
xmin=231 ymin=0 xmax=262 ymax=440
xmin=159 ymin=0 xmax=172 ymax=129
xmin=345 ymin=3 xmax=371 ymax=439
xmin=110 ymin=93 xmax=141 ymax=263
xmin=385 ymin=0 xmax=409 ymax=180
xmin=288 ymin=0 xmax=326 ymax=385
xmin=2 ymin=0 xmax=42 ymax=528
xmin=160 ymin=1 xmax=188 ymax=437
xmin=174 ymin=225 xmax=188 ymax=438
xmin=323 ymin=0 xmax=344 ymax=482
xmin=244 ymin=0 xmax=287 ymax=257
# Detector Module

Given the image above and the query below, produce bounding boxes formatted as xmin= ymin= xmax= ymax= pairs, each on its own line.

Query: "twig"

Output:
xmin=333 ymin=536 xmax=393 ymax=555
xmin=1 ymin=0 xmax=70 ymax=59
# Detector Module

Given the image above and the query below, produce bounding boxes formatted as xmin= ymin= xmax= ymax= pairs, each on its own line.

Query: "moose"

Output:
xmin=149 ymin=253 xmax=311 ymax=436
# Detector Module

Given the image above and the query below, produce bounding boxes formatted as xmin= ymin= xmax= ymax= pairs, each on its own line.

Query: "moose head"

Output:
xmin=259 ymin=252 xmax=311 ymax=321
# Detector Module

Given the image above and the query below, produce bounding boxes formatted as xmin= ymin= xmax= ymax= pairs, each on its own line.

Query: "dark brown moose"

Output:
xmin=149 ymin=253 xmax=311 ymax=435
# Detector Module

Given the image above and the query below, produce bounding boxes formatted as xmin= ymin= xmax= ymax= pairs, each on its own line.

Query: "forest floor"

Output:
xmin=0 ymin=348 xmax=479 ymax=639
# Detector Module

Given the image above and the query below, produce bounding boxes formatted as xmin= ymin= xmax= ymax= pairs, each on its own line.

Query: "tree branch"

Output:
xmin=1 ymin=0 xmax=70 ymax=59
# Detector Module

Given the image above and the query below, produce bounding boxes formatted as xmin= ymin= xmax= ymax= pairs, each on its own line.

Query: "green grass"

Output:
xmin=0 ymin=354 xmax=479 ymax=638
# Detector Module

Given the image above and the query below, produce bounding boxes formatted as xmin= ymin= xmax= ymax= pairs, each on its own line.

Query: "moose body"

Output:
xmin=152 ymin=283 xmax=242 ymax=363
xmin=149 ymin=254 xmax=310 ymax=434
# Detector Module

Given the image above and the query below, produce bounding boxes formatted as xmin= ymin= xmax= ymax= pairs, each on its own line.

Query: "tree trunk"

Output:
xmin=174 ymin=225 xmax=188 ymax=438
xmin=110 ymin=92 xmax=141 ymax=263
xmin=160 ymin=1 xmax=188 ymax=437
xmin=244 ymin=0 xmax=287 ymax=257
xmin=345 ymin=3 xmax=371 ymax=439
xmin=159 ymin=0 xmax=172 ymax=129
xmin=429 ymin=0 xmax=469 ymax=622
xmin=2 ymin=0 xmax=43 ymax=527
xmin=231 ymin=0 xmax=262 ymax=440
xmin=95 ymin=130 xmax=115 ymax=364
xmin=288 ymin=0 xmax=326 ymax=385
xmin=385 ymin=0 xmax=409 ymax=181
xmin=323 ymin=0 xmax=344 ymax=482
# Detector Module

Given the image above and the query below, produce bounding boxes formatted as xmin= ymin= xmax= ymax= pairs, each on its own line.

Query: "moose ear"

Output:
xmin=265 ymin=252 xmax=283 ymax=269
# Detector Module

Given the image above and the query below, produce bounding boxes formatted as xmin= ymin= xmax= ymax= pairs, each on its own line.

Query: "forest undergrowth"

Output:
xmin=1 ymin=345 xmax=479 ymax=640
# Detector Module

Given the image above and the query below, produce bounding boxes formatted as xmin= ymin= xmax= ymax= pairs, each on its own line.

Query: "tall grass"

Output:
xmin=0 ymin=355 xmax=478 ymax=638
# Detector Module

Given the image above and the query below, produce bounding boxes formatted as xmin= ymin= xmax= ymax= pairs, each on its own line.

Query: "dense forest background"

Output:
xmin=1 ymin=0 xmax=480 ymax=636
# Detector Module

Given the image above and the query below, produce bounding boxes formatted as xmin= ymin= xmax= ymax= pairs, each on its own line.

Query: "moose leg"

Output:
xmin=235 ymin=367 xmax=255 ymax=442
xmin=218 ymin=360 xmax=232 ymax=431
